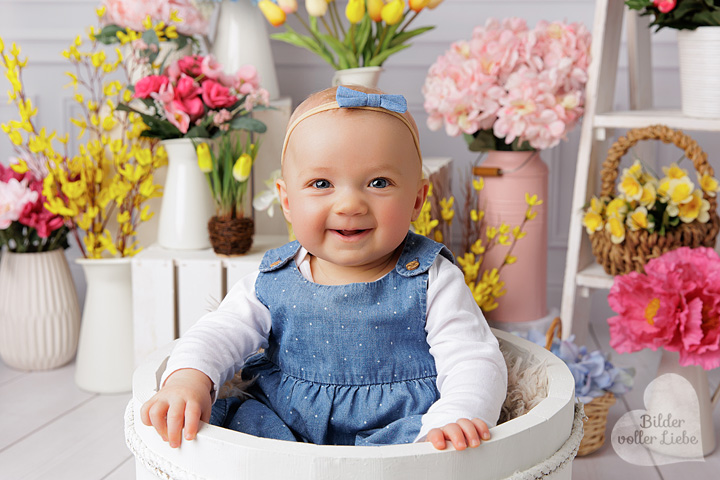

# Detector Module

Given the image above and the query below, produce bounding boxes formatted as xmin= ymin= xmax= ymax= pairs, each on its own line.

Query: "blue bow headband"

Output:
xmin=282 ymin=86 xmax=421 ymax=164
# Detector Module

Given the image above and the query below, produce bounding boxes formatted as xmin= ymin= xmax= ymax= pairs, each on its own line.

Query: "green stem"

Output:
xmin=321 ymin=16 xmax=335 ymax=38
xmin=398 ymin=10 xmax=419 ymax=34
xmin=331 ymin=2 xmax=346 ymax=37
xmin=373 ymin=24 xmax=387 ymax=57
xmin=327 ymin=4 xmax=340 ymax=38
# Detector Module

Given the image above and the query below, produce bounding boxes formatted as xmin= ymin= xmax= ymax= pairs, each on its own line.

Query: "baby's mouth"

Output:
xmin=334 ymin=229 xmax=368 ymax=237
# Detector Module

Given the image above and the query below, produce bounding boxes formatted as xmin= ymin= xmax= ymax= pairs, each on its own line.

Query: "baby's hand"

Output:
xmin=426 ymin=418 xmax=491 ymax=451
xmin=140 ymin=368 xmax=214 ymax=448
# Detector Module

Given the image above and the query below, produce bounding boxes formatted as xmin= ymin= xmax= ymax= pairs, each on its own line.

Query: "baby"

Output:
xmin=141 ymin=85 xmax=508 ymax=450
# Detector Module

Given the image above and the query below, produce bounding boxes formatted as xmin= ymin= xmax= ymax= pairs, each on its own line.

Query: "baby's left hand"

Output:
xmin=426 ymin=418 xmax=490 ymax=450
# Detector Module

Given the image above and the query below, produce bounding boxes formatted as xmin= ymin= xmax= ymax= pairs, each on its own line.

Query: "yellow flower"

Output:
xmin=662 ymin=163 xmax=688 ymax=180
xmin=512 ymin=226 xmax=526 ymax=239
xmin=196 ymin=143 xmax=212 ymax=173
xmin=645 ymin=298 xmax=660 ymax=326
xmin=439 ymin=196 xmax=454 ymax=224
xmin=102 ymin=115 xmax=118 ymax=131
xmin=277 ymin=0 xmax=299 ymax=14
xmin=470 ymin=239 xmax=485 ymax=255
xmin=678 ymin=189 xmax=710 ymax=223
xmin=605 ymin=197 xmax=628 ymax=219
xmin=381 ymin=0 xmax=405 ymax=25
xmin=117 ymin=210 xmax=130 ymax=224
xmin=433 ymin=230 xmax=443 ymax=243
xmin=473 ymin=178 xmax=484 ymax=191
xmin=619 ymin=172 xmax=643 ymax=201
xmin=409 ymin=0 xmax=431 ymax=12
xmin=345 ymin=0 xmax=365 ymax=24
xmin=626 ymin=206 xmax=653 ymax=231
xmin=486 ymin=226 xmax=497 ymax=239
xmin=606 ymin=216 xmax=625 ymax=244
xmin=662 ymin=177 xmax=695 ymax=205
xmin=233 ymin=153 xmax=253 ymax=182
xmin=639 ymin=181 xmax=657 ymax=207
xmin=504 ymin=255 xmax=517 ymax=265
xmin=525 ymin=192 xmax=543 ymax=206
xmin=367 ymin=0 xmax=384 ymax=21
xmin=91 ymin=51 xmax=106 ymax=69
xmin=583 ymin=210 xmax=603 ymax=234
xmin=588 ymin=196 xmax=604 ymax=214
xmin=698 ymin=173 xmax=719 ymax=197
xmin=428 ymin=0 xmax=445 ymax=8
xmin=305 ymin=0 xmax=328 ymax=17
xmin=259 ymin=0 xmax=287 ymax=27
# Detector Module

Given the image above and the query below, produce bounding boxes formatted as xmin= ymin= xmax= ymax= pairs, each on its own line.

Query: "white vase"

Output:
xmin=210 ymin=0 xmax=280 ymax=100
xmin=677 ymin=27 xmax=720 ymax=118
xmin=157 ymin=138 xmax=215 ymax=250
xmin=477 ymin=150 xmax=548 ymax=325
xmin=0 ymin=249 xmax=80 ymax=370
xmin=649 ymin=349 xmax=716 ymax=457
xmin=75 ymin=258 xmax=134 ymax=393
xmin=332 ymin=66 xmax=383 ymax=89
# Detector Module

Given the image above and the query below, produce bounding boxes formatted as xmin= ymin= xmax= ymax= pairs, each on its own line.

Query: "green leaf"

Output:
xmin=95 ymin=25 xmax=125 ymax=45
xmin=367 ymin=43 xmax=410 ymax=67
xmin=355 ymin=16 xmax=372 ymax=55
xmin=229 ymin=117 xmax=267 ymax=133
xmin=318 ymin=33 xmax=356 ymax=69
xmin=116 ymin=103 xmax=183 ymax=139
xmin=186 ymin=125 xmax=211 ymax=138
xmin=465 ymin=131 xmax=497 ymax=152
xmin=271 ymin=28 xmax=338 ymax=69
xmin=388 ymin=26 xmax=434 ymax=48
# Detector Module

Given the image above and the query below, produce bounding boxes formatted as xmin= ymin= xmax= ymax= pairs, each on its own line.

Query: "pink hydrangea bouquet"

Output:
xmin=119 ymin=54 xmax=270 ymax=139
xmin=98 ymin=0 xmax=208 ymax=38
xmin=423 ymin=17 xmax=591 ymax=151
xmin=0 ymin=162 xmax=68 ymax=253
xmin=608 ymin=247 xmax=720 ymax=370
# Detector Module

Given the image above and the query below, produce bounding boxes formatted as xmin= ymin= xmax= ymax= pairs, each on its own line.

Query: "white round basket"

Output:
xmin=125 ymin=329 xmax=581 ymax=480
xmin=677 ymin=26 xmax=720 ymax=118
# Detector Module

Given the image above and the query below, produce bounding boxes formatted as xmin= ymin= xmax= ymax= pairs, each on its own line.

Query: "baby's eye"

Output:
xmin=369 ymin=178 xmax=389 ymax=188
xmin=312 ymin=179 xmax=332 ymax=189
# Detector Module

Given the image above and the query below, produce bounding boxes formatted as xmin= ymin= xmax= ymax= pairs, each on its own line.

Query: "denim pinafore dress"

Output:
xmin=210 ymin=232 xmax=454 ymax=446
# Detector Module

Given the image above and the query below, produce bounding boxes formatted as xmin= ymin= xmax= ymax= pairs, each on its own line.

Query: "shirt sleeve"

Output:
xmin=160 ymin=271 xmax=272 ymax=402
xmin=416 ymin=255 xmax=508 ymax=442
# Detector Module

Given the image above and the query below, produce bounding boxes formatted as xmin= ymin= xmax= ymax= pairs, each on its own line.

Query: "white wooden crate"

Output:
xmin=131 ymin=235 xmax=287 ymax=366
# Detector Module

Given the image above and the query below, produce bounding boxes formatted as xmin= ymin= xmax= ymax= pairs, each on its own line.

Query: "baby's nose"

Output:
xmin=334 ymin=190 xmax=368 ymax=216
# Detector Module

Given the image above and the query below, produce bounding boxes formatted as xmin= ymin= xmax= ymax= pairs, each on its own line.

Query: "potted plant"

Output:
xmin=119 ymin=52 xmax=270 ymax=250
xmin=422 ymin=17 xmax=591 ymax=325
xmin=626 ymin=0 xmax=720 ymax=117
xmin=255 ymin=0 xmax=444 ymax=88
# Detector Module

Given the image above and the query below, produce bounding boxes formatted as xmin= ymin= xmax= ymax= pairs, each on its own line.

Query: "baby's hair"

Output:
xmin=282 ymin=85 xmax=422 ymax=170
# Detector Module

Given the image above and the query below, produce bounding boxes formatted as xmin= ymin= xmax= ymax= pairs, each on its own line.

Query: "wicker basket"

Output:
xmin=589 ymin=125 xmax=720 ymax=276
xmin=544 ymin=317 xmax=615 ymax=456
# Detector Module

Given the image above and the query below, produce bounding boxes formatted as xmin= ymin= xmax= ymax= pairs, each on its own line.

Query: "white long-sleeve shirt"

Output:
xmin=163 ymin=248 xmax=507 ymax=442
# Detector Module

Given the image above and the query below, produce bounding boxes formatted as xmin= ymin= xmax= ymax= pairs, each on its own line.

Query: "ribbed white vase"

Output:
xmin=0 ymin=249 xmax=80 ymax=370
xmin=677 ymin=27 xmax=720 ymax=118
xmin=75 ymin=258 xmax=134 ymax=393
xmin=332 ymin=67 xmax=384 ymax=89
xmin=156 ymin=138 xmax=215 ymax=250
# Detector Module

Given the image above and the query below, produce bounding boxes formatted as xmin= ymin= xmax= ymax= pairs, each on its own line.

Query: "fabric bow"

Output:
xmin=336 ymin=86 xmax=408 ymax=113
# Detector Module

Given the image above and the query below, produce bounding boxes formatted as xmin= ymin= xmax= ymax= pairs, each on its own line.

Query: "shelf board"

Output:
xmin=575 ymin=263 xmax=614 ymax=290
xmin=594 ymin=110 xmax=720 ymax=131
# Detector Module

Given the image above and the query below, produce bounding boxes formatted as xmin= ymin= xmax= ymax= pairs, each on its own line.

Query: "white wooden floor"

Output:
xmin=1 ymin=309 xmax=719 ymax=480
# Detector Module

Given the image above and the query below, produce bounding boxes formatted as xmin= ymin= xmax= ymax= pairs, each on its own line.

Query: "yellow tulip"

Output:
xmin=409 ymin=0 xmax=430 ymax=12
xmin=345 ymin=0 xmax=365 ymax=24
xmin=196 ymin=143 xmax=212 ymax=173
xmin=367 ymin=0 xmax=384 ymax=22
xmin=277 ymin=0 xmax=298 ymax=13
xmin=305 ymin=0 xmax=328 ymax=17
xmin=381 ymin=0 xmax=405 ymax=25
xmin=233 ymin=153 xmax=253 ymax=182
xmin=427 ymin=0 xmax=444 ymax=8
xmin=259 ymin=0 xmax=287 ymax=27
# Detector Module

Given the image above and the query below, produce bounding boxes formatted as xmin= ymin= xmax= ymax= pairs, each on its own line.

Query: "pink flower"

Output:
xmin=234 ymin=65 xmax=261 ymax=94
xmin=201 ymin=80 xmax=237 ymax=109
xmin=134 ymin=75 xmax=169 ymax=99
xmin=172 ymin=55 xmax=205 ymax=79
xmin=200 ymin=55 xmax=224 ymax=81
xmin=0 ymin=177 xmax=38 ymax=229
xmin=164 ymin=101 xmax=191 ymax=134
xmin=213 ymin=109 xmax=233 ymax=126
xmin=173 ymin=75 xmax=204 ymax=121
xmin=101 ymin=0 xmax=207 ymax=35
xmin=653 ymin=0 xmax=677 ymax=13
xmin=608 ymin=247 xmax=720 ymax=370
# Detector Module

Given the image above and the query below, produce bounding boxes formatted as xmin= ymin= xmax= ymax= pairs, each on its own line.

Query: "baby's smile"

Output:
xmin=332 ymin=229 xmax=371 ymax=239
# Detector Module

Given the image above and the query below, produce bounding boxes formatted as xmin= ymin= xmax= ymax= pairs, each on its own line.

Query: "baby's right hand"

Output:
xmin=140 ymin=368 xmax=214 ymax=448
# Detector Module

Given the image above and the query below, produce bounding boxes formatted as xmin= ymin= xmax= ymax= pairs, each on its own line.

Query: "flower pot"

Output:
xmin=332 ymin=67 xmax=383 ymax=89
xmin=210 ymin=0 xmax=280 ymax=100
xmin=475 ymin=150 xmax=548 ymax=324
xmin=74 ymin=257 xmax=134 ymax=393
xmin=208 ymin=216 xmax=254 ymax=256
xmin=677 ymin=27 xmax=720 ymax=118
xmin=0 ymin=249 xmax=80 ymax=370
xmin=157 ymin=138 xmax=215 ymax=250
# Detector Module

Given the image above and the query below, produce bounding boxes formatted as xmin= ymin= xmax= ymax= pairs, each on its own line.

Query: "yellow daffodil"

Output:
xmin=409 ymin=0 xmax=430 ymax=12
xmin=626 ymin=206 xmax=653 ymax=231
xmin=698 ymin=173 xmax=719 ymax=197
xmin=606 ymin=216 xmax=626 ymax=244
xmin=345 ymin=0 xmax=365 ymax=24
xmin=196 ymin=143 xmax=212 ymax=173
xmin=661 ymin=176 xmax=695 ymax=205
xmin=662 ymin=163 xmax=688 ymax=180
xmin=583 ymin=210 xmax=603 ymax=234
xmin=619 ymin=172 xmax=643 ymax=201
xmin=259 ymin=0 xmax=287 ymax=27
xmin=677 ymin=189 xmax=710 ymax=223
xmin=305 ymin=0 xmax=328 ymax=17
xmin=639 ymin=181 xmax=657 ymax=207
xmin=233 ymin=153 xmax=253 ymax=182
xmin=605 ymin=197 xmax=628 ymax=219
xmin=367 ymin=0 xmax=384 ymax=21
xmin=381 ymin=0 xmax=405 ymax=25
xmin=587 ymin=196 xmax=604 ymax=214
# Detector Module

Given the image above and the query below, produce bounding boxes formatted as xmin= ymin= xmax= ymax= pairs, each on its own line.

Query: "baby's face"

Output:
xmin=278 ymin=109 xmax=427 ymax=272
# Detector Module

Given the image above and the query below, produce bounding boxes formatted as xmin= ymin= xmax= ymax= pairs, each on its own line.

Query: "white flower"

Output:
xmin=252 ymin=169 xmax=282 ymax=218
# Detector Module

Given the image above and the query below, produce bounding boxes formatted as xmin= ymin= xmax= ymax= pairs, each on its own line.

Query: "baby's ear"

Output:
xmin=410 ymin=178 xmax=430 ymax=222
xmin=276 ymin=178 xmax=292 ymax=223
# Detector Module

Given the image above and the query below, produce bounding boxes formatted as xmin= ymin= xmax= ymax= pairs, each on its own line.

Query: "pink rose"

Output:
xmin=201 ymin=80 xmax=237 ymax=109
xmin=134 ymin=75 xmax=169 ymax=99
xmin=173 ymin=75 xmax=204 ymax=121
xmin=653 ymin=0 xmax=676 ymax=13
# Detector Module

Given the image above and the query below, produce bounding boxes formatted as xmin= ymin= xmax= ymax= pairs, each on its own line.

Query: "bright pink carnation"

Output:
xmin=608 ymin=247 xmax=720 ymax=370
xmin=134 ymin=75 xmax=169 ymax=99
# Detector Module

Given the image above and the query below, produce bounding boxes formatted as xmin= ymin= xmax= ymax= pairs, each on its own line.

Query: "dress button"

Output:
xmin=270 ymin=260 xmax=282 ymax=267
xmin=405 ymin=259 xmax=420 ymax=270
